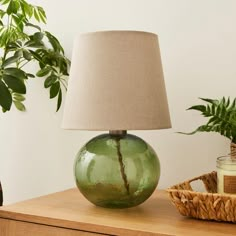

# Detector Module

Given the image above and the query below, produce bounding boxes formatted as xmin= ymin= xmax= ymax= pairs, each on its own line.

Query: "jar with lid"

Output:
xmin=217 ymin=156 xmax=236 ymax=194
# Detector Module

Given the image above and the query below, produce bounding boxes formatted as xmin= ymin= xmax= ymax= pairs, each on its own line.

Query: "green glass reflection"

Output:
xmin=74 ymin=133 xmax=160 ymax=208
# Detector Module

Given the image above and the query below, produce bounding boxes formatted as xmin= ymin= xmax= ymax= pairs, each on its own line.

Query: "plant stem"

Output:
xmin=115 ymin=137 xmax=130 ymax=195
xmin=19 ymin=60 xmax=30 ymax=69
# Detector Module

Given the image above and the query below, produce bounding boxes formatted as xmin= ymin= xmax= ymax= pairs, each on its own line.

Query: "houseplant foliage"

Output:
xmin=0 ymin=0 xmax=70 ymax=206
xmin=0 ymin=0 xmax=70 ymax=112
xmin=180 ymin=97 xmax=236 ymax=157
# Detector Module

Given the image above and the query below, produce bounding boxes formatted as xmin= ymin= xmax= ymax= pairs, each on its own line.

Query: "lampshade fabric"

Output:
xmin=62 ymin=31 xmax=171 ymax=130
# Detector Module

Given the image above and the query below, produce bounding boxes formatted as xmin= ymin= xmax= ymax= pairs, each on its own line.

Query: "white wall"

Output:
xmin=0 ymin=0 xmax=235 ymax=204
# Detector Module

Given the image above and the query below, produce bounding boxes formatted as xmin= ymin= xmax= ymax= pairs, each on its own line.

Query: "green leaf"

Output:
xmin=226 ymin=97 xmax=230 ymax=108
xmin=6 ymin=0 xmax=20 ymax=15
xmin=229 ymin=98 xmax=236 ymax=110
xmin=56 ymin=89 xmax=62 ymax=111
xmin=216 ymin=104 xmax=221 ymax=117
xmin=3 ymin=74 xmax=26 ymax=94
xmin=36 ymin=67 xmax=51 ymax=77
xmin=37 ymin=6 xmax=46 ymax=18
xmin=45 ymin=31 xmax=64 ymax=53
xmin=14 ymin=101 xmax=26 ymax=111
xmin=221 ymin=97 xmax=226 ymax=106
xmin=1 ymin=0 xmax=11 ymax=5
xmin=8 ymin=41 xmax=21 ymax=48
xmin=14 ymin=50 xmax=23 ymax=58
xmin=37 ymin=6 xmax=46 ymax=24
xmin=207 ymin=116 xmax=216 ymax=125
xmin=33 ymin=8 xmax=40 ymax=22
xmin=19 ymin=1 xmax=26 ymax=16
xmin=25 ymin=39 xmax=44 ymax=48
xmin=44 ymin=74 xmax=57 ymax=88
xmin=2 ymin=55 xmax=19 ymax=67
xmin=50 ymin=81 xmax=60 ymax=98
xmin=205 ymin=105 xmax=211 ymax=116
xmin=177 ymin=125 xmax=209 ymax=135
xmin=28 ymin=49 xmax=43 ymax=63
xmin=22 ymin=49 xmax=31 ymax=60
xmin=25 ymin=22 xmax=41 ymax=31
xmin=0 ymin=79 xmax=12 ymax=111
xmin=199 ymin=98 xmax=219 ymax=105
xmin=180 ymin=97 xmax=236 ymax=142
xmin=33 ymin=32 xmax=44 ymax=42
xmin=13 ymin=93 xmax=25 ymax=101
xmin=0 ymin=28 xmax=8 ymax=47
xmin=22 ymin=2 xmax=33 ymax=18
xmin=0 ymin=9 xmax=6 ymax=18
xmin=4 ymin=67 xmax=27 ymax=79
xmin=26 ymin=73 xmax=35 ymax=78
xmin=187 ymin=105 xmax=206 ymax=113
xmin=12 ymin=15 xmax=24 ymax=31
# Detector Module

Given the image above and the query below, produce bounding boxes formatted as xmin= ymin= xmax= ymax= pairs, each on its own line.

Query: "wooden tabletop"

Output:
xmin=0 ymin=188 xmax=235 ymax=236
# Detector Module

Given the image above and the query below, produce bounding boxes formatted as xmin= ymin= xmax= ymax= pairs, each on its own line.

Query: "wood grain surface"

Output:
xmin=0 ymin=218 xmax=101 ymax=236
xmin=0 ymin=189 xmax=235 ymax=236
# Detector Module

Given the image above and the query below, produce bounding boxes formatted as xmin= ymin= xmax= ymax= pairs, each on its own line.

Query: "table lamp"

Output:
xmin=62 ymin=31 xmax=171 ymax=208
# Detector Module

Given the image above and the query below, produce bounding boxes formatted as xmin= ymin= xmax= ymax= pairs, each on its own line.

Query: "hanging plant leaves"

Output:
xmin=2 ymin=55 xmax=19 ymax=68
xmin=14 ymin=101 xmax=26 ymax=111
xmin=0 ymin=80 xmax=12 ymax=111
xmin=22 ymin=49 xmax=31 ymax=60
xmin=0 ymin=0 xmax=70 ymax=112
xmin=26 ymin=73 xmax=35 ymax=78
xmin=13 ymin=93 xmax=25 ymax=101
xmin=4 ymin=67 xmax=27 ymax=79
xmin=33 ymin=32 xmax=44 ymax=42
xmin=50 ymin=81 xmax=60 ymax=98
xmin=25 ymin=22 xmax=41 ymax=31
xmin=36 ymin=66 xmax=51 ymax=77
xmin=6 ymin=0 xmax=20 ymax=15
xmin=44 ymin=74 xmax=57 ymax=88
xmin=56 ymin=89 xmax=62 ymax=112
xmin=3 ymin=74 xmax=26 ymax=94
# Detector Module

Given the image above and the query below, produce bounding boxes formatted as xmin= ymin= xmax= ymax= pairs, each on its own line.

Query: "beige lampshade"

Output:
xmin=62 ymin=31 xmax=171 ymax=130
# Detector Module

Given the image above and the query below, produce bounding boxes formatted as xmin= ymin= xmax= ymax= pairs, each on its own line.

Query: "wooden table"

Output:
xmin=0 ymin=188 xmax=235 ymax=236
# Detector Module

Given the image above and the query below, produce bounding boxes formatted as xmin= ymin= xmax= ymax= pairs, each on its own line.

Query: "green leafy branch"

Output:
xmin=179 ymin=97 xmax=236 ymax=143
xmin=0 ymin=0 xmax=70 ymax=112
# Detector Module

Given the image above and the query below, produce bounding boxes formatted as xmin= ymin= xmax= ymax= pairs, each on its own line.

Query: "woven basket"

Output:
xmin=167 ymin=171 xmax=236 ymax=222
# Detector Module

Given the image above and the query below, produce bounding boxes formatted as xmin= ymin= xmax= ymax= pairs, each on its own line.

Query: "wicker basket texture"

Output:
xmin=167 ymin=171 xmax=236 ymax=222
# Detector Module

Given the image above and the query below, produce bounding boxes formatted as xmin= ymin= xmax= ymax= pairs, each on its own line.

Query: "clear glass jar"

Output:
xmin=217 ymin=156 xmax=236 ymax=194
xmin=74 ymin=133 xmax=160 ymax=208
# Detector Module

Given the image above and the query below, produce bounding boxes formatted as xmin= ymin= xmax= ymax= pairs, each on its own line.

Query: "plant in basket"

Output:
xmin=167 ymin=98 xmax=236 ymax=222
xmin=180 ymin=97 xmax=236 ymax=158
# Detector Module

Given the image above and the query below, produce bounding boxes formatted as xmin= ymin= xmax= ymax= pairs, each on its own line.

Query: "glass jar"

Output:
xmin=74 ymin=133 xmax=160 ymax=208
xmin=217 ymin=156 xmax=236 ymax=194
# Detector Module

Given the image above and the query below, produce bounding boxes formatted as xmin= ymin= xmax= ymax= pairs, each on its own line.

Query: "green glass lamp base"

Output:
xmin=74 ymin=132 xmax=160 ymax=208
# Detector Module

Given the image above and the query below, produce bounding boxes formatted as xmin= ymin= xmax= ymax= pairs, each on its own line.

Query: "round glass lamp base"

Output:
xmin=74 ymin=132 xmax=160 ymax=208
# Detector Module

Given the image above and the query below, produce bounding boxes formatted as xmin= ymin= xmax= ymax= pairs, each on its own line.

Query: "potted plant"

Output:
xmin=0 ymin=0 xmax=70 ymax=112
xmin=0 ymin=0 xmax=70 ymax=205
xmin=180 ymin=97 xmax=236 ymax=158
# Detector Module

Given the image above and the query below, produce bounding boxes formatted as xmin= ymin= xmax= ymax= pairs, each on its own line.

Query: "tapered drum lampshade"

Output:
xmin=62 ymin=31 xmax=171 ymax=208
